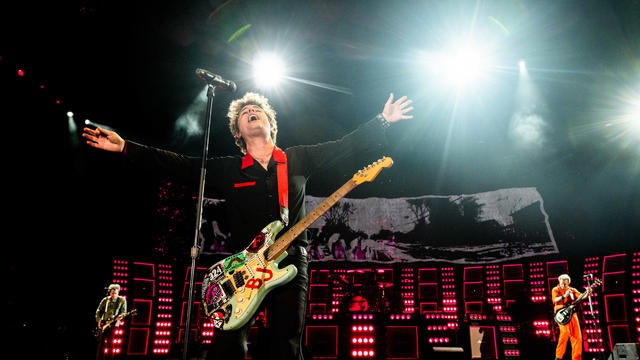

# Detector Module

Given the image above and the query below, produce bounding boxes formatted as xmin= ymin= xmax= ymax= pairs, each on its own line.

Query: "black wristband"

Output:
xmin=376 ymin=113 xmax=391 ymax=129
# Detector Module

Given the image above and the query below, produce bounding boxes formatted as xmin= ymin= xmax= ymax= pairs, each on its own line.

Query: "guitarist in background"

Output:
xmin=82 ymin=91 xmax=414 ymax=360
xmin=95 ymin=283 xmax=127 ymax=360
xmin=551 ymin=274 xmax=592 ymax=360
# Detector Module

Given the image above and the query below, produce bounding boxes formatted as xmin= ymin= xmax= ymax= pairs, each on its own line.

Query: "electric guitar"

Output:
xmin=95 ymin=309 xmax=137 ymax=337
xmin=201 ymin=156 xmax=393 ymax=331
xmin=554 ymin=278 xmax=601 ymax=325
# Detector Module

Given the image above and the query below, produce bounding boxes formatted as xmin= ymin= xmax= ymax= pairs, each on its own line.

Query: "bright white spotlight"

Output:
xmin=416 ymin=39 xmax=494 ymax=92
xmin=252 ymin=52 xmax=285 ymax=88
xmin=518 ymin=60 xmax=526 ymax=73
xmin=439 ymin=42 xmax=493 ymax=89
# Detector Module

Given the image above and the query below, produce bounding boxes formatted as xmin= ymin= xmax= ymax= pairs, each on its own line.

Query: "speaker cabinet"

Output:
xmin=305 ymin=325 xmax=339 ymax=359
xmin=384 ymin=325 xmax=419 ymax=359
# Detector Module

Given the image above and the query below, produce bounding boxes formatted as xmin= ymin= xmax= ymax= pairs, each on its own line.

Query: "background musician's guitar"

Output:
xmin=95 ymin=309 xmax=137 ymax=337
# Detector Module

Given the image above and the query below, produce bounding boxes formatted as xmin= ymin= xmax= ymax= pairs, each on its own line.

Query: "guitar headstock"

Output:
xmin=352 ymin=156 xmax=393 ymax=185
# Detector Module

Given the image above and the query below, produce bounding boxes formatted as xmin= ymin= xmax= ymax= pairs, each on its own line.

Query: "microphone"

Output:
xmin=195 ymin=68 xmax=237 ymax=92
xmin=583 ymin=274 xmax=593 ymax=278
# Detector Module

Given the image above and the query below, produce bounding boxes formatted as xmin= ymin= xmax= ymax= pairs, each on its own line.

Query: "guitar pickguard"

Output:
xmin=554 ymin=306 xmax=574 ymax=325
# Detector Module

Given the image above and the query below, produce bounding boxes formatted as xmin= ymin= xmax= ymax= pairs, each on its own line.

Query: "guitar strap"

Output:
xmin=99 ymin=298 xmax=108 ymax=324
xmin=114 ymin=298 xmax=123 ymax=317
xmin=273 ymin=147 xmax=289 ymax=226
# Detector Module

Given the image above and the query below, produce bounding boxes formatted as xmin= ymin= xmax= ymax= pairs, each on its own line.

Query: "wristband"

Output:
xmin=376 ymin=113 xmax=391 ymax=129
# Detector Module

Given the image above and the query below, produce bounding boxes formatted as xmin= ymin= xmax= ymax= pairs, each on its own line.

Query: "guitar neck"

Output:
xmin=576 ymin=292 xmax=588 ymax=303
xmin=266 ymin=179 xmax=358 ymax=261
xmin=571 ymin=281 xmax=599 ymax=305
xmin=102 ymin=309 xmax=135 ymax=329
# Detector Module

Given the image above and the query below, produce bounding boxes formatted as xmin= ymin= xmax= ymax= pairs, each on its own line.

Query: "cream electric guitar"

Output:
xmin=201 ymin=156 xmax=393 ymax=331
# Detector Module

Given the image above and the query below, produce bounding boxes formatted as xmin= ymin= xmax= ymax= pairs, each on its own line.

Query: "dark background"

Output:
xmin=2 ymin=0 xmax=639 ymax=358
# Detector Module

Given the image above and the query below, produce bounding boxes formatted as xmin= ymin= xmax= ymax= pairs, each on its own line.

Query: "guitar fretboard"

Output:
xmin=266 ymin=179 xmax=358 ymax=261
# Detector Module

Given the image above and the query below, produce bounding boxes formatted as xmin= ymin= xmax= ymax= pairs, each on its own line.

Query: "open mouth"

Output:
xmin=249 ymin=115 xmax=258 ymax=122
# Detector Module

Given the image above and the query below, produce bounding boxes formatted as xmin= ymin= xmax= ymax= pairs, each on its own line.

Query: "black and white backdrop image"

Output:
xmin=200 ymin=187 xmax=558 ymax=264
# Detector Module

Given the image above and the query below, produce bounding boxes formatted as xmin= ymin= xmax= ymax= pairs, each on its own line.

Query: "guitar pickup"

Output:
xmin=233 ymin=271 xmax=245 ymax=288
xmin=221 ymin=278 xmax=235 ymax=297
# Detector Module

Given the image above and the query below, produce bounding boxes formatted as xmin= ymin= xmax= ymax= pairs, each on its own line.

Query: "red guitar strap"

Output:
xmin=273 ymin=147 xmax=289 ymax=225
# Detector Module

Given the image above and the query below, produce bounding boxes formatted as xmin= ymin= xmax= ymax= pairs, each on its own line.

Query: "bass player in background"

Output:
xmin=551 ymin=274 xmax=592 ymax=360
xmin=82 ymin=91 xmax=414 ymax=359
xmin=95 ymin=283 xmax=128 ymax=360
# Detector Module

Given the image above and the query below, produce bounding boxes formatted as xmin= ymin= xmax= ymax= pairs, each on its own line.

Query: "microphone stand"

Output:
xmin=584 ymin=276 xmax=604 ymax=360
xmin=182 ymin=82 xmax=219 ymax=360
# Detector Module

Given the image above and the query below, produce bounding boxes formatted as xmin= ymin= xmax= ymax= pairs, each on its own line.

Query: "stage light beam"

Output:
xmin=66 ymin=111 xmax=79 ymax=148
xmin=252 ymin=52 xmax=286 ymax=89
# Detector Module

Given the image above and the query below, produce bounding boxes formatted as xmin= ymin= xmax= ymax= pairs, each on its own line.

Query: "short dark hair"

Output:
xmin=108 ymin=284 xmax=121 ymax=291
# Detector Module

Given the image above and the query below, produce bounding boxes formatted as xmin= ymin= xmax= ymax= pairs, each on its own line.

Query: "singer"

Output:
xmin=82 ymin=91 xmax=414 ymax=360
xmin=551 ymin=274 xmax=592 ymax=360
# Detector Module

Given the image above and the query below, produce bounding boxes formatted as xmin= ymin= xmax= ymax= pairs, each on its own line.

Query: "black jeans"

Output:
xmin=206 ymin=250 xmax=309 ymax=360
